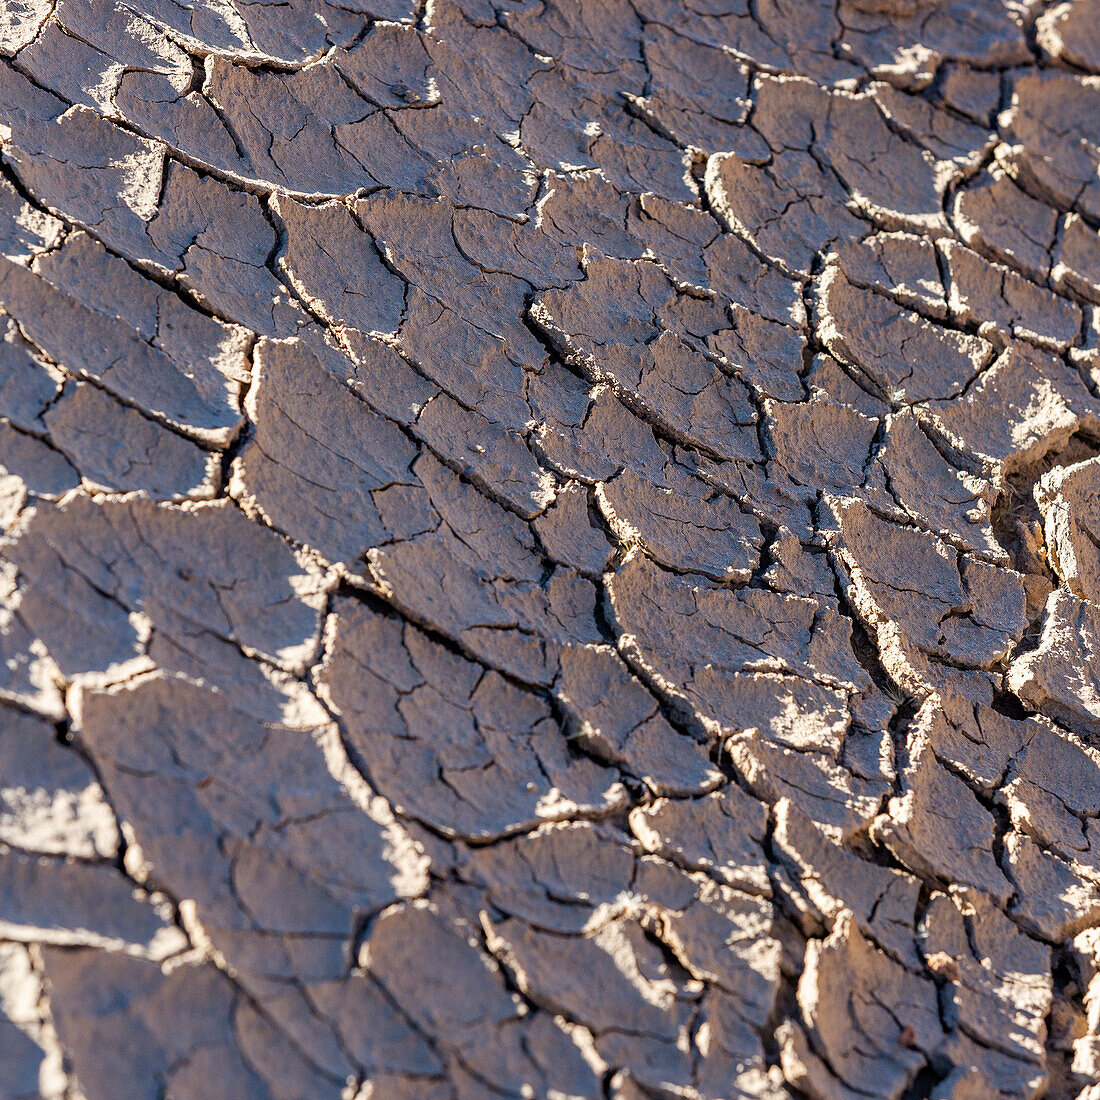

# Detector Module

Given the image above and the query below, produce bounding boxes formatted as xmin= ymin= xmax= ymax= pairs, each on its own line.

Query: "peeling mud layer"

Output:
xmin=7 ymin=1 xmax=1100 ymax=1098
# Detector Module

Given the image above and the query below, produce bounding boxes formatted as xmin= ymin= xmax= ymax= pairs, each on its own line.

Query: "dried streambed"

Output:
xmin=1 ymin=0 xmax=1100 ymax=1097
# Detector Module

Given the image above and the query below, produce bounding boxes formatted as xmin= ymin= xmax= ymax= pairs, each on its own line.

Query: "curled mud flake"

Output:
xmin=233 ymin=337 xmax=419 ymax=567
xmin=596 ymin=464 xmax=763 ymax=583
xmin=317 ymin=597 xmax=627 ymax=840
xmin=273 ymin=197 xmax=406 ymax=336
xmin=1054 ymin=214 xmax=1100 ymax=305
xmin=924 ymin=341 xmax=1100 ymax=476
xmin=871 ymin=701 xmax=1011 ymax=902
xmin=0 ymin=851 xmax=187 ymax=960
xmin=630 ymin=787 xmax=770 ymax=895
xmin=363 ymin=902 xmax=599 ymax=1098
xmin=942 ymin=240 xmax=1083 ymax=354
xmin=44 ymin=381 xmax=219 ymax=500
xmin=1034 ymin=456 xmax=1100 ymax=606
xmin=706 ymin=147 xmax=865 ymax=281
xmin=0 ymin=705 xmax=117 ymax=859
xmin=835 ymin=229 xmax=947 ymax=319
xmin=773 ymin=797 xmax=923 ymax=967
xmin=554 ymin=642 xmax=722 ymax=796
xmin=838 ymin=0 xmax=1028 ymax=75
xmin=1037 ymin=0 xmax=1100 ymax=71
xmin=5 ymin=495 xmax=327 ymax=682
xmin=0 ymin=256 xmax=243 ymax=447
xmin=826 ymin=495 xmax=1027 ymax=686
xmin=954 ymin=172 xmax=1060 ymax=285
xmin=923 ymin=887 xmax=1052 ymax=1086
xmin=868 ymin=410 xmax=1004 ymax=563
xmin=480 ymin=839 xmax=781 ymax=1096
xmin=999 ymin=73 xmax=1100 ymax=221
xmin=779 ymin=910 xmax=944 ymax=1100
xmin=1007 ymin=589 xmax=1100 ymax=739
xmin=43 ymin=948 xmax=347 ymax=1099
xmin=817 ymin=261 xmax=994 ymax=405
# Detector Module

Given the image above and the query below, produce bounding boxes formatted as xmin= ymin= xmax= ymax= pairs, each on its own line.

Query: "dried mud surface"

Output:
xmin=3 ymin=0 xmax=1100 ymax=1097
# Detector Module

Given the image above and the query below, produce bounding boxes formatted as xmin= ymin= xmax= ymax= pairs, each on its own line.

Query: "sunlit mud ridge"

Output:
xmin=3 ymin=0 xmax=1100 ymax=1096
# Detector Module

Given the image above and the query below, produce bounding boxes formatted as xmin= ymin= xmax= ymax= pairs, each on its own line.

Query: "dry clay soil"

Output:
xmin=7 ymin=0 xmax=1100 ymax=1097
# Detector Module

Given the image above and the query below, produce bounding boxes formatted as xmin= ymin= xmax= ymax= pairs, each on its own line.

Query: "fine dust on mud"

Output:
xmin=1 ymin=0 xmax=1100 ymax=1097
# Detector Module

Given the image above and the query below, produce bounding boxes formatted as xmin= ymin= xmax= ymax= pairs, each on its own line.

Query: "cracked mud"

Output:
xmin=3 ymin=0 xmax=1100 ymax=1097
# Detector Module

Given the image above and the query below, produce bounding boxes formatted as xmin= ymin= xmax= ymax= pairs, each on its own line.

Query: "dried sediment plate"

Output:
xmin=5 ymin=0 xmax=1100 ymax=1097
